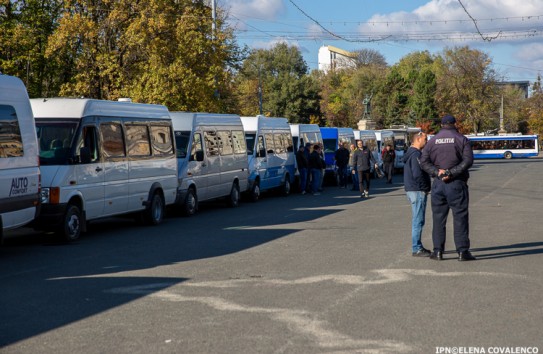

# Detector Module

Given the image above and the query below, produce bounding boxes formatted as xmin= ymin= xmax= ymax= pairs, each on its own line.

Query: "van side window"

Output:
xmin=274 ymin=133 xmax=285 ymax=154
xmin=150 ymin=125 xmax=173 ymax=156
xmin=190 ymin=133 xmax=203 ymax=161
xmin=232 ymin=130 xmax=246 ymax=154
xmin=265 ymin=133 xmax=275 ymax=154
xmin=78 ymin=126 xmax=99 ymax=163
xmin=285 ymin=133 xmax=294 ymax=152
xmin=204 ymin=131 xmax=219 ymax=156
xmin=0 ymin=105 xmax=24 ymax=158
xmin=175 ymin=131 xmax=190 ymax=158
xmin=256 ymin=135 xmax=266 ymax=157
xmin=100 ymin=123 xmax=125 ymax=158
xmin=217 ymin=130 xmax=233 ymax=156
xmin=126 ymin=124 xmax=151 ymax=156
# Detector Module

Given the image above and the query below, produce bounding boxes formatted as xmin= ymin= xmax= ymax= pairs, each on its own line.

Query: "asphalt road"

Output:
xmin=1 ymin=158 xmax=542 ymax=354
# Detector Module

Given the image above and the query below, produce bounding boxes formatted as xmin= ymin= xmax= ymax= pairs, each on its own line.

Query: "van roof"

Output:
xmin=240 ymin=115 xmax=290 ymax=132
xmin=30 ymin=98 xmax=170 ymax=119
xmin=169 ymin=112 xmax=242 ymax=131
xmin=0 ymin=75 xmax=30 ymax=104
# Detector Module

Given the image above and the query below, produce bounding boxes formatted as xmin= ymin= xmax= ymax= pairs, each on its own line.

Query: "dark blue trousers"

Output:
xmin=431 ymin=179 xmax=470 ymax=253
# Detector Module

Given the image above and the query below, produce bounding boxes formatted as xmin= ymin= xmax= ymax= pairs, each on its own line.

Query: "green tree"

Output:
xmin=235 ymin=43 xmax=319 ymax=122
xmin=1 ymin=0 xmax=63 ymax=97
xmin=526 ymin=74 xmax=543 ymax=139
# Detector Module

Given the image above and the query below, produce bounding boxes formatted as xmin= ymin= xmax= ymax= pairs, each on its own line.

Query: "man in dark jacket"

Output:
xmin=351 ymin=140 xmax=377 ymax=198
xmin=296 ymin=145 xmax=309 ymax=194
xmin=381 ymin=144 xmax=395 ymax=184
xmin=334 ymin=142 xmax=350 ymax=188
xmin=308 ymin=144 xmax=324 ymax=195
xmin=420 ymin=115 xmax=475 ymax=261
xmin=403 ymin=132 xmax=431 ymax=257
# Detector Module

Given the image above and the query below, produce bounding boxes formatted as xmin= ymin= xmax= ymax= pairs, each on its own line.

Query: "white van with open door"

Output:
xmin=0 ymin=75 xmax=40 ymax=244
xmin=31 ymin=98 xmax=178 ymax=241
xmin=170 ymin=112 xmax=248 ymax=215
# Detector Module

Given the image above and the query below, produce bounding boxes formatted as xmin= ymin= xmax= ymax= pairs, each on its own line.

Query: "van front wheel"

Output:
xmin=143 ymin=193 xmax=164 ymax=225
xmin=282 ymin=176 xmax=291 ymax=196
xmin=182 ymin=188 xmax=198 ymax=216
xmin=227 ymin=183 xmax=240 ymax=208
xmin=250 ymin=181 xmax=260 ymax=202
xmin=58 ymin=204 xmax=82 ymax=242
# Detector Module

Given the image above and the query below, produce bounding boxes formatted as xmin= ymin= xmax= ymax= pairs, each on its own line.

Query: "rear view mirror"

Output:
xmin=80 ymin=147 xmax=91 ymax=164
xmin=195 ymin=150 xmax=204 ymax=162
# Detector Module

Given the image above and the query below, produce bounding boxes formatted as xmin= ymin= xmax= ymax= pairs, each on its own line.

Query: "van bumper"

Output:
xmin=33 ymin=203 xmax=68 ymax=231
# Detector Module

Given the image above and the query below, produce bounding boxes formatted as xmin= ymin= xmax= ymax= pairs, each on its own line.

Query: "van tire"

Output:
xmin=143 ymin=193 xmax=164 ymax=225
xmin=227 ymin=182 xmax=240 ymax=208
xmin=182 ymin=188 xmax=198 ymax=216
xmin=282 ymin=176 xmax=291 ymax=196
xmin=58 ymin=204 xmax=82 ymax=242
xmin=504 ymin=151 xmax=513 ymax=159
xmin=250 ymin=181 xmax=260 ymax=202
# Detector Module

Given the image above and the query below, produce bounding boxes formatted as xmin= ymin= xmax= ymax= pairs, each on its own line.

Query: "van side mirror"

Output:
xmin=80 ymin=147 xmax=91 ymax=164
xmin=195 ymin=150 xmax=204 ymax=162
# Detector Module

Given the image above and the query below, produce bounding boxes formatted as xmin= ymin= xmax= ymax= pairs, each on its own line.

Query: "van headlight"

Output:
xmin=41 ymin=188 xmax=50 ymax=204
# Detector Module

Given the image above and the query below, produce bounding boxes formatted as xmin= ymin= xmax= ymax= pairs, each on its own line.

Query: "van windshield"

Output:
xmin=323 ymin=138 xmax=336 ymax=153
xmin=174 ymin=131 xmax=190 ymax=158
xmin=36 ymin=120 xmax=78 ymax=165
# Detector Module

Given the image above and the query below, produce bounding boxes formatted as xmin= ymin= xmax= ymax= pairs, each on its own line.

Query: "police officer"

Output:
xmin=420 ymin=115 xmax=476 ymax=261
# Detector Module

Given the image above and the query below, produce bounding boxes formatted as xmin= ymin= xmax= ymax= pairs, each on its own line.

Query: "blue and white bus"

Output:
xmin=467 ymin=134 xmax=539 ymax=159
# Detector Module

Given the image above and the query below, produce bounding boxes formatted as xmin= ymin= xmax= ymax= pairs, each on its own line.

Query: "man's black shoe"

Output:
xmin=458 ymin=251 xmax=476 ymax=261
xmin=412 ymin=248 xmax=431 ymax=257
xmin=429 ymin=251 xmax=443 ymax=260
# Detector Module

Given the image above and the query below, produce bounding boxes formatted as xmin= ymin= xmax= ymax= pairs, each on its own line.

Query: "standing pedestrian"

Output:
xmin=352 ymin=140 xmax=377 ymax=198
xmin=334 ymin=142 xmax=350 ymax=188
xmin=309 ymin=144 xmax=324 ymax=195
xmin=403 ymin=132 xmax=431 ymax=257
xmin=296 ymin=145 xmax=308 ymax=195
xmin=349 ymin=143 xmax=359 ymax=191
xmin=381 ymin=144 xmax=395 ymax=184
xmin=420 ymin=115 xmax=475 ymax=261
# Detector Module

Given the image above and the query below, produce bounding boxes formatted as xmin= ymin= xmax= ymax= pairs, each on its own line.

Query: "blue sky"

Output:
xmin=226 ymin=0 xmax=543 ymax=83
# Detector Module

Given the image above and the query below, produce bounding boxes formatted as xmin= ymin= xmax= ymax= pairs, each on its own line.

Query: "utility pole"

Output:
xmin=211 ymin=0 xmax=219 ymax=99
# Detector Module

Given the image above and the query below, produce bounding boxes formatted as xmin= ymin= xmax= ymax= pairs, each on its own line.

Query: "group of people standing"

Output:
xmin=295 ymin=143 xmax=325 ymax=196
xmin=296 ymin=114 xmax=475 ymax=261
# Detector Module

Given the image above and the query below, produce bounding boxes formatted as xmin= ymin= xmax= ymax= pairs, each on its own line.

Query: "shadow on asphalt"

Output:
xmin=470 ymin=242 xmax=543 ymax=260
xmin=0 ymin=183 xmax=367 ymax=347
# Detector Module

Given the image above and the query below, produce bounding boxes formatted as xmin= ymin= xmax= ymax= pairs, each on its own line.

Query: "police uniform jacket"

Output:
xmin=352 ymin=147 xmax=376 ymax=172
xmin=420 ymin=126 xmax=473 ymax=182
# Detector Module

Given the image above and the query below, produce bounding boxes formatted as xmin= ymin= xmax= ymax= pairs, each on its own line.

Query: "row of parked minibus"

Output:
xmin=0 ymin=74 xmax=406 ymax=243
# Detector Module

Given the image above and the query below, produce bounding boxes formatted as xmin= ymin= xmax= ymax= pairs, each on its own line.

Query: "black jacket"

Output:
xmin=296 ymin=150 xmax=308 ymax=169
xmin=308 ymin=150 xmax=324 ymax=169
xmin=403 ymin=146 xmax=431 ymax=192
xmin=334 ymin=147 xmax=350 ymax=167
xmin=420 ymin=126 xmax=473 ymax=182
xmin=352 ymin=147 xmax=376 ymax=172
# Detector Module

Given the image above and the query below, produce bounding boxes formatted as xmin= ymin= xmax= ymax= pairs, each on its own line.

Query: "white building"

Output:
xmin=318 ymin=45 xmax=355 ymax=72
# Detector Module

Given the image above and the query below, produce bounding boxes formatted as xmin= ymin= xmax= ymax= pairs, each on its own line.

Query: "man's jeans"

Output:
xmin=310 ymin=168 xmax=322 ymax=193
xmin=406 ymin=191 xmax=428 ymax=252
xmin=298 ymin=167 xmax=308 ymax=192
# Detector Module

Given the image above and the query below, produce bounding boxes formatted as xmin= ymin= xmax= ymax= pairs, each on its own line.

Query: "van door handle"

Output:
xmin=201 ymin=163 xmax=207 ymax=167
xmin=95 ymin=167 xmax=103 ymax=172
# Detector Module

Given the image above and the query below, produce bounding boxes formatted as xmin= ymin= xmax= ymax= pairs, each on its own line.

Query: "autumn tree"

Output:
xmin=433 ymin=46 xmax=500 ymax=133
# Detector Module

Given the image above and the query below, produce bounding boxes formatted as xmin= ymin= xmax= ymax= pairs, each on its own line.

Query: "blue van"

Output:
xmin=241 ymin=116 xmax=296 ymax=202
xmin=320 ymin=127 xmax=355 ymax=183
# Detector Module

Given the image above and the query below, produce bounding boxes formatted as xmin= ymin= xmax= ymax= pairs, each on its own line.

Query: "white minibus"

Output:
xmin=241 ymin=116 xmax=296 ymax=202
xmin=289 ymin=124 xmax=323 ymax=151
xmin=0 ymin=75 xmax=40 ymax=244
xmin=170 ymin=112 xmax=248 ymax=215
xmin=31 ymin=98 xmax=178 ymax=241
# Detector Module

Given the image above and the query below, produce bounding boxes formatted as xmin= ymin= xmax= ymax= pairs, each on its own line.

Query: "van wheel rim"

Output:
xmin=67 ymin=215 xmax=80 ymax=237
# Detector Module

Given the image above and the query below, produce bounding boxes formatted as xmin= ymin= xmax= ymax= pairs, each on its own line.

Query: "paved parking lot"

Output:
xmin=1 ymin=158 xmax=542 ymax=353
